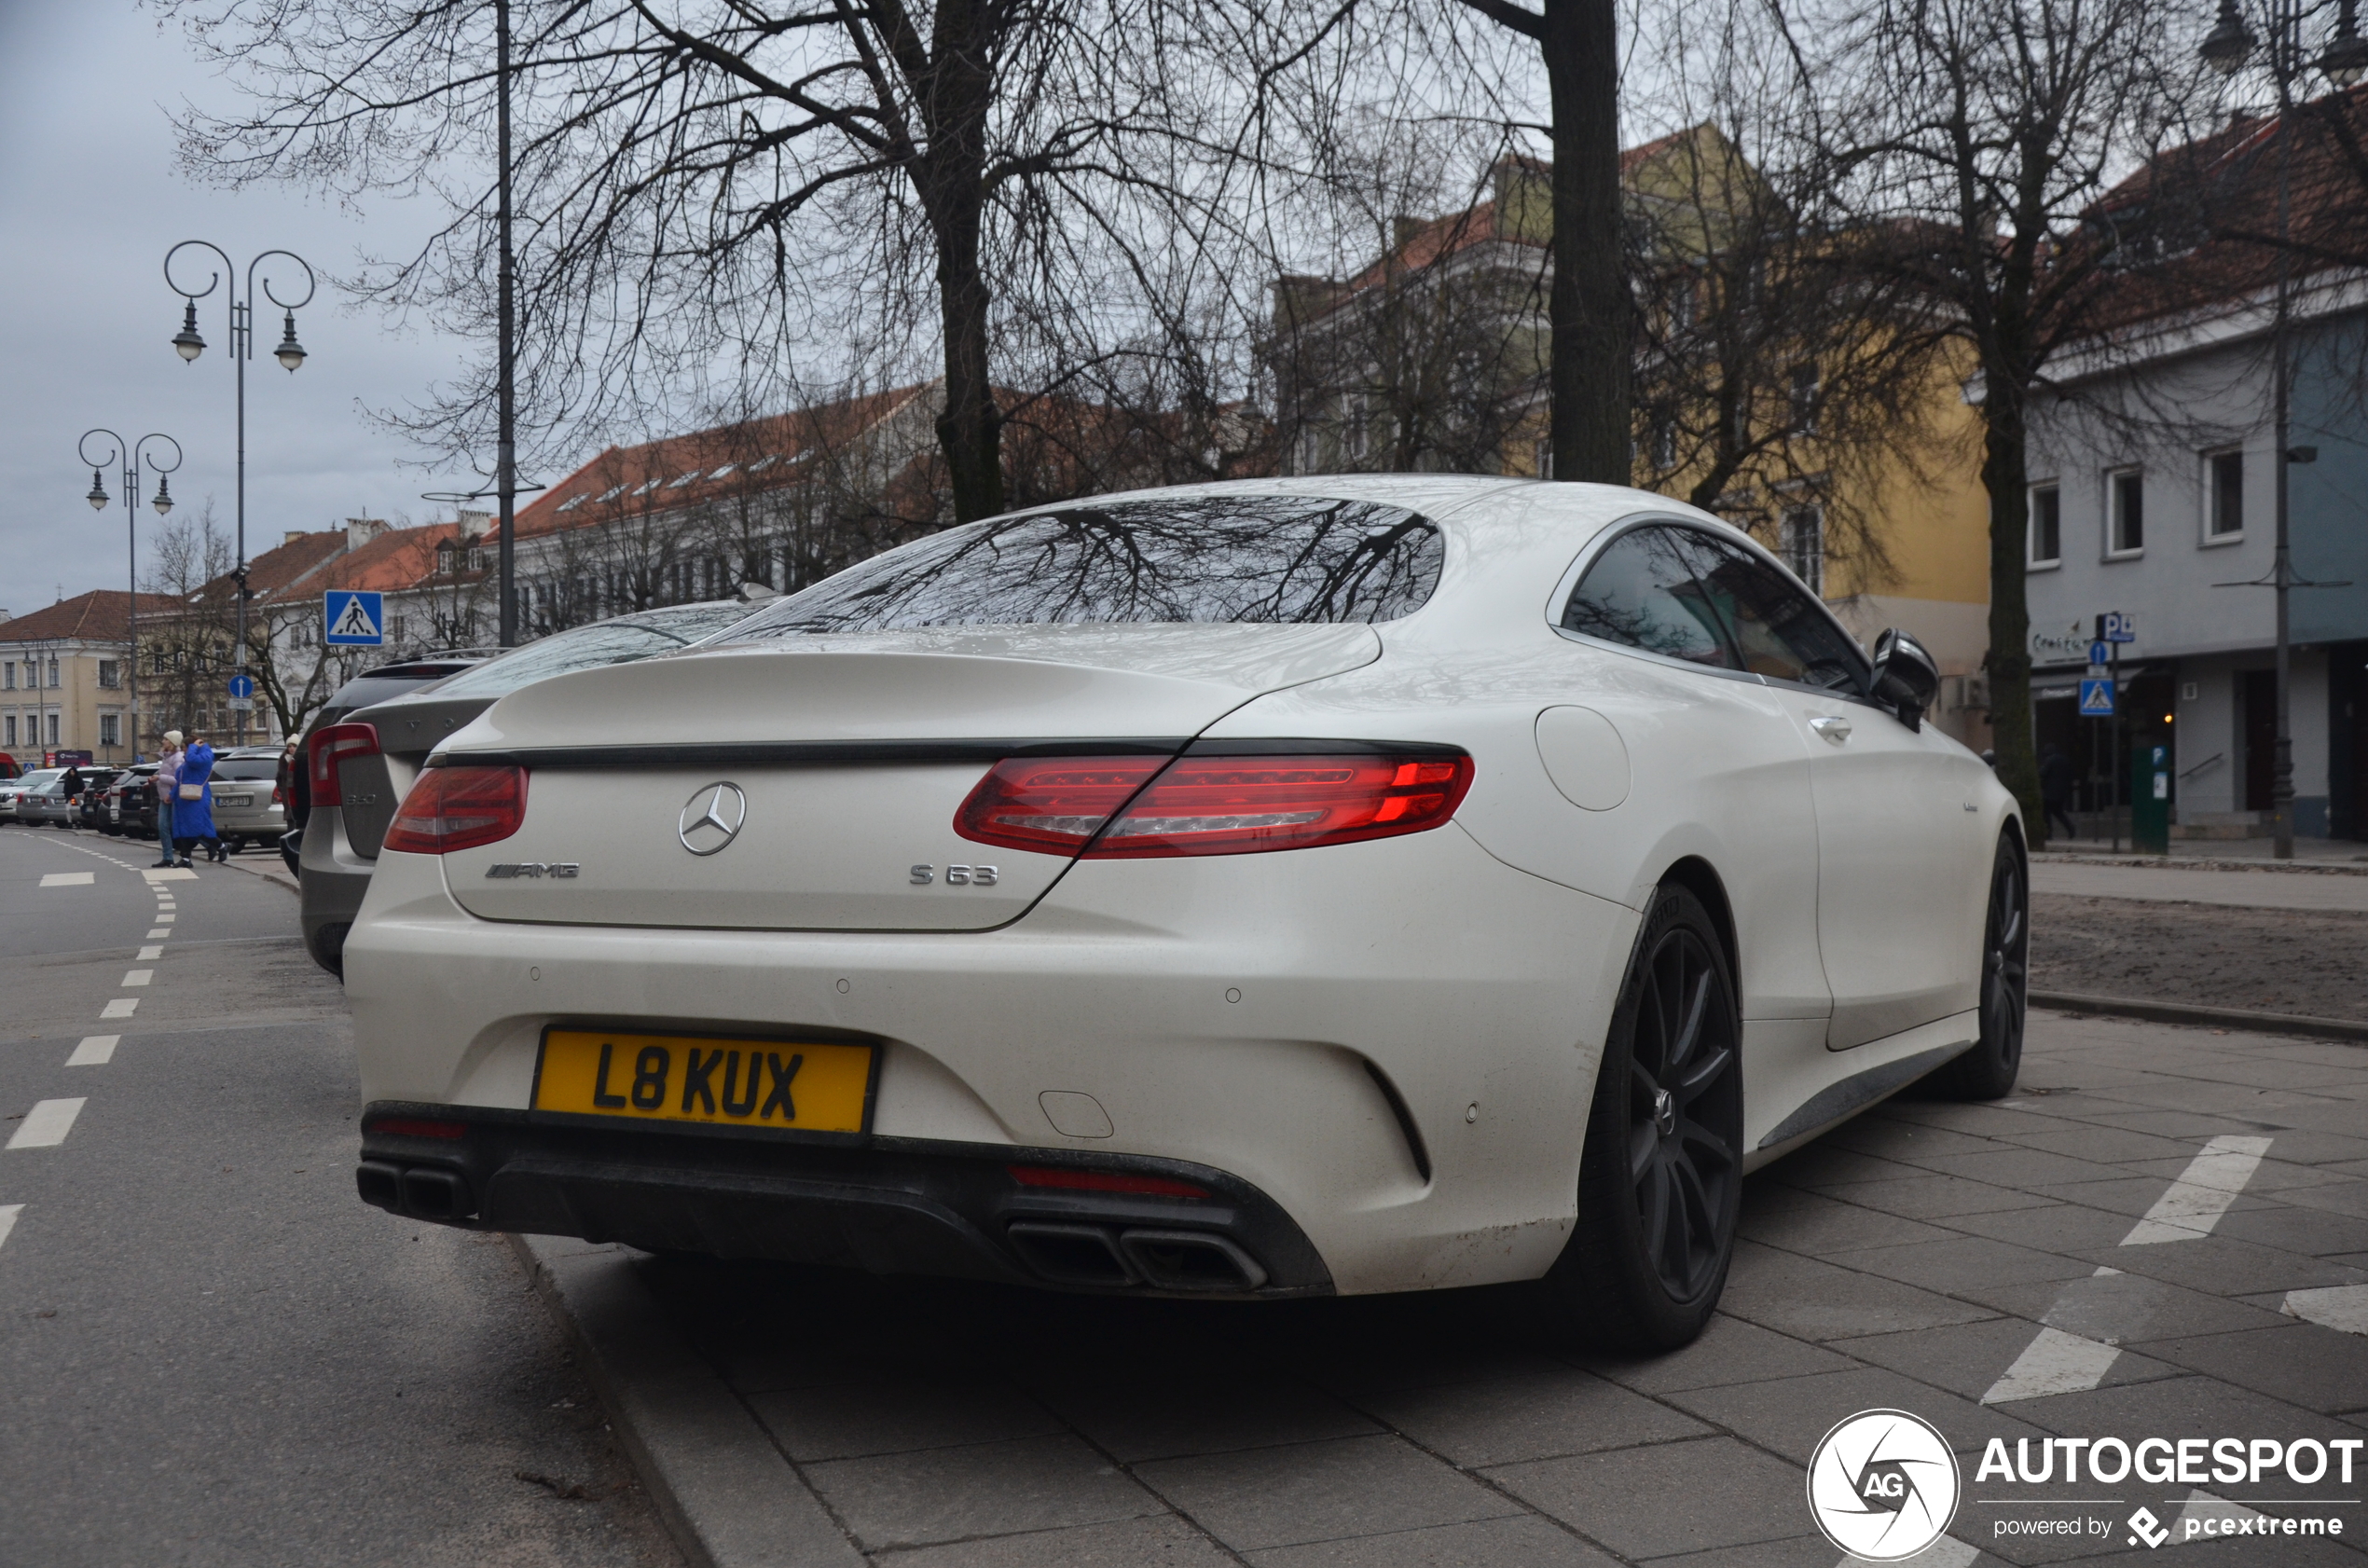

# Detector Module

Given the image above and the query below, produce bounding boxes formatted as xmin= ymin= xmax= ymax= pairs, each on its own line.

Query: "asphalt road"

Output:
xmin=0 ymin=825 xmax=676 ymax=1567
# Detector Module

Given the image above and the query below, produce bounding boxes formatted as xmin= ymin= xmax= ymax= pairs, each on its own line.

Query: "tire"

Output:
xmin=1932 ymin=832 xmax=2029 ymax=1101
xmin=1541 ymin=884 xmax=1745 ymax=1351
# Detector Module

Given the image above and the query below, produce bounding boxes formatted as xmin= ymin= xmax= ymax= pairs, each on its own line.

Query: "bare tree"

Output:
xmin=1797 ymin=0 xmax=2199 ymax=835
xmin=165 ymin=1 xmax=1350 ymax=524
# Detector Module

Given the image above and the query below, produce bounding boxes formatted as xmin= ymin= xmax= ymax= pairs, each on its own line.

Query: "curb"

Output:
xmin=506 ymin=1234 xmax=862 ymax=1568
xmin=216 ymin=852 xmax=298 ymax=894
xmin=2032 ymin=852 xmax=2368 ymax=876
xmin=2031 ymin=989 xmax=2368 ymax=1044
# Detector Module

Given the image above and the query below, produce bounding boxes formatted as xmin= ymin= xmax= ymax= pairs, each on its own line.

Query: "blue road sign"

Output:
xmin=227 ymin=673 xmax=255 ymax=700
xmin=324 ymin=590 xmax=385 ymax=646
xmin=2097 ymin=611 xmax=2137 ymax=643
xmin=2086 ymin=641 xmax=2113 ymax=667
xmin=2078 ymin=678 xmax=2116 ymax=717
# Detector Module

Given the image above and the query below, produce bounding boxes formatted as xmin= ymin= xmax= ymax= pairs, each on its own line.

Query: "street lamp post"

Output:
xmin=2198 ymin=0 xmax=2367 ymax=860
xmin=163 ymin=241 xmax=315 ymax=749
xmin=78 ymin=429 xmax=182 ymax=763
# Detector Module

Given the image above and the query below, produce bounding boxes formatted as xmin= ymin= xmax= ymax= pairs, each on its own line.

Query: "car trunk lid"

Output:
xmin=434 ymin=624 xmax=1380 ymax=931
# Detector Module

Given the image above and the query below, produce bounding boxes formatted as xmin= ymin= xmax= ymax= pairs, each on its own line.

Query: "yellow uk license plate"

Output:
xmin=532 ymin=1028 xmax=876 ymax=1134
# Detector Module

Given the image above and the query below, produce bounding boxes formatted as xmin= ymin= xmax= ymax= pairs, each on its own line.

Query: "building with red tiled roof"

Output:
xmin=0 ymin=589 xmax=178 ymax=764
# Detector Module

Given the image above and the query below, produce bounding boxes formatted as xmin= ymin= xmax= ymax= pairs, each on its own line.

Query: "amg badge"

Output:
xmin=485 ymin=862 xmax=580 ymax=879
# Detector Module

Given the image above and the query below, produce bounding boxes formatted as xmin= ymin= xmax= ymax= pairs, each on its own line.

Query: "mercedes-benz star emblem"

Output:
xmin=678 ymin=782 xmax=748 ymax=856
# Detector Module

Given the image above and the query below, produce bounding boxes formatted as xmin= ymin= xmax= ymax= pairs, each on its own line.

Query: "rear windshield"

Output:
xmin=426 ymin=603 xmax=753 ymax=699
xmin=210 ymin=759 xmax=282 ymax=780
xmin=716 ymin=496 xmax=1445 ymax=639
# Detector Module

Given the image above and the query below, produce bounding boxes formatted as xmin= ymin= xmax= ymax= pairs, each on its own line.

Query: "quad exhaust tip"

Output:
xmin=1005 ymin=1221 xmax=1267 ymax=1292
xmin=356 ymin=1160 xmax=475 ymax=1223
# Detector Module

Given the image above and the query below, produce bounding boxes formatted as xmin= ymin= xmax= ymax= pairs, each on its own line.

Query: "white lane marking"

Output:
xmin=100 ymin=998 xmax=137 ymax=1019
xmin=2122 ymin=1135 xmax=2275 ymax=1245
xmin=145 ymin=928 xmax=170 ymax=940
xmin=121 ymin=970 xmax=152 ymax=987
xmin=0 ymin=1204 xmax=19 ymax=1252
xmin=2282 ymin=1284 xmax=2368 ymax=1335
xmin=142 ymin=868 xmax=197 ymax=883
xmin=7 ymin=1099 xmax=86 ymax=1149
xmin=38 ymin=873 xmax=92 ymax=887
xmin=1832 ymin=1535 xmax=1977 ymax=1568
xmin=137 ymin=945 xmax=162 ymax=960
xmin=153 ymin=914 xmax=173 ymax=923
xmin=1981 ymin=1326 xmax=2122 ymax=1404
xmin=66 ymin=1036 xmax=118 ymax=1066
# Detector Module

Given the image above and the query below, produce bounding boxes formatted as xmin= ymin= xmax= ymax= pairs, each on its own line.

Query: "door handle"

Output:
xmin=1809 ymin=715 xmax=1852 ymax=743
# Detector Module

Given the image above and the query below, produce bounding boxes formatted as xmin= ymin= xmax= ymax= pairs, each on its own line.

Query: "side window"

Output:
xmin=1559 ymin=526 xmax=1737 ymax=669
xmin=1690 ymin=536 xmax=1867 ymax=692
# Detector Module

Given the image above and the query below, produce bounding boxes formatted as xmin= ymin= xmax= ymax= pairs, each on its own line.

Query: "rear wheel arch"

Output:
xmin=1654 ymin=856 xmax=1739 ymax=1004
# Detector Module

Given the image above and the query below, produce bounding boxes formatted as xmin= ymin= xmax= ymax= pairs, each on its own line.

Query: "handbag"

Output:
xmin=178 ymin=782 xmax=204 ymax=802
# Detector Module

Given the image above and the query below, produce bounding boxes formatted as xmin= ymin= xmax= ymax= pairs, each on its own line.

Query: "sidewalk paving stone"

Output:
xmin=1133 ymin=1433 xmax=1521 ymax=1552
xmin=1661 ymin=1364 xmax=2050 ymax=1464
xmin=1356 ymin=1364 xmax=1711 ymax=1466
xmin=871 ymin=1514 xmax=1236 ymax=1568
xmin=1243 ymin=1513 xmax=1621 ymax=1568
xmin=1715 ymin=1240 xmax=2001 ymax=1340
xmin=1824 ymin=1234 xmax=2103 ymax=1293
xmin=1738 ymin=1185 xmax=1963 ymax=1252
xmin=805 ymin=1433 xmax=1164 ymax=1551
xmin=1576 ymin=1311 xmax=1856 ymax=1395
xmin=746 ymin=1376 xmax=1063 ymax=1463
xmin=2129 ymin=1321 xmax=2368 ymax=1412
xmin=1810 ymin=1172 xmax=2059 ymax=1220
xmin=1828 ymin=1318 xmax=2182 ymax=1402
xmin=1026 ymin=1367 xmax=1381 ymax=1464
xmin=1483 ymin=1436 xmax=1807 ymax=1561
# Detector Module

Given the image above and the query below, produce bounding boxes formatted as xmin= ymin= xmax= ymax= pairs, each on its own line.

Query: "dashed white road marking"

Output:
xmin=37 ymin=872 xmax=92 ymax=887
xmin=121 ymin=970 xmax=153 ymax=987
xmin=1982 ymin=1325 xmax=2123 ymax=1404
xmin=7 ymin=1098 xmax=86 ymax=1149
xmin=100 ymin=998 xmax=137 ymax=1019
xmin=0 ymin=1204 xmax=20 ymax=1252
xmin=66 ymin=1036 xmax=118 ymax=1066
xmin=153 ymin=914 xmax=173 ymax=924
xmin=2122 ymin=1135 xmax=2275 ymax=1245
xmin=2282 ymin=1284 xmax=2368 ymax=1335
xmin=145 ymin=928 xmax=170 ymax=939
xmin=137 ymin=945 xmax=162 ymax=960
xmin=141 ymin=868 xmax=197 ymax=883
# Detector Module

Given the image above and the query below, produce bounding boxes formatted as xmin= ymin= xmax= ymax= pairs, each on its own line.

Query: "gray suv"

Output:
xmin=299 ymin=601 xmax=760 ymax=974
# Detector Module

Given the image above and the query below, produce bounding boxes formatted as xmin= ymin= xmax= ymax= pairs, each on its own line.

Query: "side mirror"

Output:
xmin=1869 ymin=627 xmax=1939 ymax=731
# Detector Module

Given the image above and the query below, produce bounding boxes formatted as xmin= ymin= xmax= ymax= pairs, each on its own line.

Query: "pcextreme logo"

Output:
xmin=1806 ymin=1409 xmax=1962 ymax=1561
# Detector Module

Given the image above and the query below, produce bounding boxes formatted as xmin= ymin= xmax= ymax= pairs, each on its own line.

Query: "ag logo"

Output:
xmin=1806 ymin=1409 xmax=1961 ymax=1561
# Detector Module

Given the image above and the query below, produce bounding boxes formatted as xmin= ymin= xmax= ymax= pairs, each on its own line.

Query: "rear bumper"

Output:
xmin=297 ymin=803 xmax=374 ymax=970
xmin=357 ymin=1103 xmax=1331 ymax=1299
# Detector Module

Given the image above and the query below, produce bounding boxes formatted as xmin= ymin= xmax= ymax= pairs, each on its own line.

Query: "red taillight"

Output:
xmin=367 ymin=1117 xmax=468 ymax=1139
xmin=955 ymin=750 xmax=1473 ymax=858
xmin=953 ymin=756 xmax=1167 ymax=855
xmin=1008 ymin=1164 xmax=1208 ymax=1199
xmin=308 ymin=722 xmax=380 ymax=807
xmin=380 ymin=765 xmax=527 ymax=854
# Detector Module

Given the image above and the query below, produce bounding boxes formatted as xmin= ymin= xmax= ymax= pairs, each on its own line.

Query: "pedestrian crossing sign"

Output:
xmin=324 ymin=589 xmax=385 ymax=646
xmin=2078 ymin=677 xmax=2115 ymax=717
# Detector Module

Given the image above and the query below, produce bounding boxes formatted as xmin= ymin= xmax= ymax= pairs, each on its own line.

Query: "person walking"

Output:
xmin=151 ymin=733 xmax=185 ymax=868
xmin=2040 ymin=741 xmax=2078 ymax=843
xmin=61 ymin=763 xmax=84 ymax=804
xmin=176 ymin=730 xmax=224 ymax=866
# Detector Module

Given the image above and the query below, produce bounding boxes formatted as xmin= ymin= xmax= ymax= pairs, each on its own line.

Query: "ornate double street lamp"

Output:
xmin=2198 ymin=0 xmax=2367 ymax=859
xmin=77 ymin=429 xmax=182 ymax=763
xmin=164 ymin=241 xmax=316 ymax=747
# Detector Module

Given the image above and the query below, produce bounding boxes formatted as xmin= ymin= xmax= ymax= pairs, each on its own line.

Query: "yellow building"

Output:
xmin=0 ymin=591 xmax=176 ymax=767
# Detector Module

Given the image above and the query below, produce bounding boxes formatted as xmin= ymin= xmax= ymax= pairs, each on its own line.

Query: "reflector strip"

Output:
xmin=1008 ymin=1164 xmax=1208 ymax=1199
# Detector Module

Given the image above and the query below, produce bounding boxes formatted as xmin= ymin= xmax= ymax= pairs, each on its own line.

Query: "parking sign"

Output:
xmin=324 ymin=590 xmax=385 ymax=646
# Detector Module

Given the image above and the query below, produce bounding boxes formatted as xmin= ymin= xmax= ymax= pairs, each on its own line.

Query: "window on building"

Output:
xmin=46 ymin=659 xmax=59 ymax=688
xmin=2 ymin=662 xmax=12 ymax=690
xmin=47 ymin=713 xmax=59 ymax=746
xmin=1781 ymin=505 xmax=1825 ymax=595
xmin=2208 ymin=450 xmax=2243 ymax=538
xmin=3 ymin=715 xmax=13 ymax=746
xmin=2109 ymin=468 xmax=2144 ymax=554
xmin=390 ymin=614 xmax=408 ymax=640
xmin=1789 ymin=364 xmax=1820 ymax=435
xmin=2029 ymin=484 xmax=2061 ymax=565
xmin=97 ymin=660 xmax=119 ymax=689
xmin=100 ymin=713 xmax=120 ymax=748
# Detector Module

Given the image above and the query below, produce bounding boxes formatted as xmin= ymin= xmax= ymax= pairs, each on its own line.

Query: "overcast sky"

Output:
xmin=0 ymin=0 xmax=485 ymax=615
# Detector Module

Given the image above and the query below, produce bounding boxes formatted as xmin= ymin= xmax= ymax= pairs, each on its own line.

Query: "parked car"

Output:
xmin=14 ymin=777 xmax=78 ymax=827
xmin=206 ymin=746 xmax=290 ymax=854
xmin=103 ymin=763 xmax=159 ymax=839
xmin=71 ymin=767 xmax=124 ymax=831
xmin=0 ymin=753 xmax=20 ymax=780
xmin=341 ymin=480 xmax=2023 ymax=1348
xmin=301 ymin=603 xmax=759 ymax=973
xmin=1 ymin=768 xmax=63 ymax=823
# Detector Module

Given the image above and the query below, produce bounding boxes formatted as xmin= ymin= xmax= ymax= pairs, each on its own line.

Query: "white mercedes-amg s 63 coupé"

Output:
xmin=342 ymin=476 xmax=2027 ymax=1349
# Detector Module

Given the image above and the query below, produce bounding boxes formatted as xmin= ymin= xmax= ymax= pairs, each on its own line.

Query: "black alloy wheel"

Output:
xmin=1935 ymin=832 xmax=2029 ymax=1100
xmin=1546 ymin=884 xmax=1743 ymax=1350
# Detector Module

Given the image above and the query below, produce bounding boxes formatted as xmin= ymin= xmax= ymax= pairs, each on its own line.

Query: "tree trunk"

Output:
xmin=1978 ymin=381 xmax=2045 ymax=844
xmin=917 ymin=2 xmax=1005 ymax=524
xmin=1540 ymin=0 xmax=1631 ymax=484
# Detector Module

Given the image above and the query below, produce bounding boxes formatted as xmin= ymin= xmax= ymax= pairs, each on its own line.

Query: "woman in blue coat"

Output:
xmin=173 ymin=731 xmax=223 ymax=866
